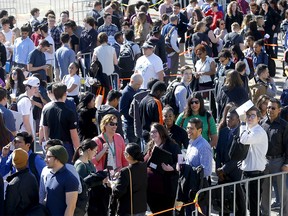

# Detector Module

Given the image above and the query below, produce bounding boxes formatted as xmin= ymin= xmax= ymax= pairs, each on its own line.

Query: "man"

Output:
xmin=249 ymin=2 xmax=260 ymax=16
xmin=13 ymin=25 xmax=35 ymax=69
xmin=47 ymin=15 xmax=62 ymax=50
xmin=39 ymin=24 xmax=55 ymax=82
xmin=97 ymin=13 xmax=119 ymax=44
xmin=174 ymin=65 xmax=193 ymax=114
xmin=0 ymin=132 xmax=46 ymax=181
xmin=42 ymin=83 xmax=80 ymax=163
xmin=0 ymin=88 xmax=16 ymax=136
xmin=87 ymin=1 xmax=102 ymax=21
xmin=30 ymin=8 xmax=40 ymax=27
xmin=135 ymin=41 xmax=164 ymax=89
xmin=4 ymin=148 xmax=39 ymax=215
xmin=252 ymin=39 xmax=269 ymax=68
xmin=239 ymin=106 xmax=268 ymax=216
xmin=55 ymin=33 xmax=76 ymax=80
xmin=208 ymin=2 xmax=223 ymax=30
xmin=58 ymin=11 xmax=69 ymax=33
xmin=139 ymin=81 xmax=166 ymax=133
xmin=119 ymin=74 xmax=143 ymax=143
xmin=124 ymin=29 xmax=141 ymax=60
xmin=223 ymin=23 xmax=245 ymax=50
xmin=112 ymin=31 xmax=124 ymax=58
xmin=171 ymin=2 xmax=188 ymax=67
xmin=249 ymin=64 xmax=276 ymax=104
xmin=215 ymin=108 xmax=245 ymax=216
xmin=18 ymin=76 xmax=40 ymax=136
xmin=96 ymin=89 xmax=123 ymax=136
xmin=64 ymin=21 xmax=79 ymax=54
xmin=235 ymin=61 xmax=250 ymax=96
xmin=27 ymin=39 xmax=50 ymax=81
xmin=260 ymin=98 xmax=288 ymax=216
xmin=161 ymin=15 xmax=180 ymax=75
xmin=97 ymin=6 xmax=121 ymax=31
xmin=45 ymin=145 xmax=79 ymax=215
xmin=185 ymin=118 xmax=212 ymax=216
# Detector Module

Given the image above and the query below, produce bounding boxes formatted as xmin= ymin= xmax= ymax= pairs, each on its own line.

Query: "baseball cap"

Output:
xmin=142 ymin=41 xmax=154 ymax=49
xmin=23 ymin=76 xmax=40 ymax=87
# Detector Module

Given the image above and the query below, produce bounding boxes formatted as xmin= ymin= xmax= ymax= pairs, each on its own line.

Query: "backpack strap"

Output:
xmin=97 ymin=136 xmax=108 ymax=169
xmin=206 ymin=112 xmax=211 ymax=138
xmin=28 ymin=152 xmax=40 ymax=184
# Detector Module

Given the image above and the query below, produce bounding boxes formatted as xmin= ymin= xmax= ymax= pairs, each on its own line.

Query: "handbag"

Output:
xmin=128 ymin=167 xmax=133 ymax=216
xmin=228 ymin=131 xmax=250 ymax=161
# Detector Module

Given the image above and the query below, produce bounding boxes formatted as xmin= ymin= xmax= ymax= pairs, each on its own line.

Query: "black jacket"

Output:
xmin=176 ymin=12 xmax=188 ymax=43
xmin=4 ymin=168 xmax=39 ymax=215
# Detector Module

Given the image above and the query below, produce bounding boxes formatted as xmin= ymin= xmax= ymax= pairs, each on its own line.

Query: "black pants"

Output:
xmin=244 ymin=171 xmax=264 ymax=216
xmin=147 ymin=193 xmax=175 ymax=216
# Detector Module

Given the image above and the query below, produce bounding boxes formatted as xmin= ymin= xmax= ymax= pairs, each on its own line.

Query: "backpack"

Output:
xmin=223 ymin=33 xmax=240 ymax=48
xmin=161 ymin=81 xmax=184 ymax=115
xmin=267 ymin=56 xmax=276 ymax=77
xmin=118 ymin=43 xmax=135 ymax=71
xmin=74 ymin=177 xmax=89 ymax=216
xmin=8 ymin=95 xmax=29 ymax=112
xmin=165 ymin=26 xmax=176 ymax=54
xmin=89 ymin=59 xmax=110 ymax=87
xmin=245 ymin=57 xmax=255 ymax=79
xmin=280 ymin=88 xmax=288 ymax=106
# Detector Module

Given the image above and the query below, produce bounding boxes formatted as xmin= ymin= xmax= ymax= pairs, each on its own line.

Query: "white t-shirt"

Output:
xmin=63 ymin=74 xmax=81 ymax=96
xmin=93 ymin=44 xmax=116 ymax=76
xmin=2 ymin=30 xmax=13 ymax=43
xmin=44 ymin=35 xmax=55 ymax=65
xmin=17 ymin=94 xmax=34 ymax=135
xmin=195 ymin=56 xmax=215 ymax=84
xmin=135 ymin=53 xmax=163 ymax=89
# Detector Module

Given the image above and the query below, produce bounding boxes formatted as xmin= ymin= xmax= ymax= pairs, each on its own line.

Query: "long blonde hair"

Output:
xmin=135 ymin=12 xmax=147 ymax=37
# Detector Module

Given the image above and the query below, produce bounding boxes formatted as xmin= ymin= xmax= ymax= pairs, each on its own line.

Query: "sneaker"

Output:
xmin=271 ymin=202 xmax=280 ymax=210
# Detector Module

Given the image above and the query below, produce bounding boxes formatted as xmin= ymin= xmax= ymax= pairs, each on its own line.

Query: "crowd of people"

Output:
xmin=0 ymin=0 xmax=288 ymax=215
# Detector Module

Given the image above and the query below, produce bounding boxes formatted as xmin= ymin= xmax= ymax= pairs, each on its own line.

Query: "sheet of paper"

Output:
xmin=236 ymin=100 xmax=254 ymax=116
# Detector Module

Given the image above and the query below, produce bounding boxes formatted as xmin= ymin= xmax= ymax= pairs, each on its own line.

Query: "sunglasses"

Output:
xmin=220 ymin=23 xmax=225 ymax=25
xmin=267 ymin=106 xmax=277 ymax=110
xmin=190 ymin=100 xmax=200 ymax=105
xmin=109 ymin=122 xmax=118 ymax=126
xmin=246 ymin=114 xmax=257 ymax=119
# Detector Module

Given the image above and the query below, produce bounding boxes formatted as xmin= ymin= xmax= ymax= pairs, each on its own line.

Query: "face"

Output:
xmin=142 ymin=47 xmax=153 ymax=56
xmin=246 ymin=38 xmax=254 ymax=47
xmin=262 ymin=3 xmax=268 ymax=10
xmin=163 ymin=110 xmax=175 ymax=127
xmin=45 ymin=151 xmax=56 ymax=168
xmin=28 ymin=86 xmax=39 ymax=96
xmin=64 ymin=26 xmax=73 ymax=33
xmin=250 ymin=5 xmax=257 ymax=14
xmin=87 ymin=97 xmax=96 ymax=109
xmin=87 ymin=147 xmax=98 ymax=160
xmin=14 ymin=137 xmax=30 ymax=152
xmin=121 ymin=25 xmax=130 ymax=32
xmin=182 ymin=69 xmax=193 ymax=83
xmin=68 ymin=63 xmax=78 ymax=75
xmin=150 ymin=126 xmax=161 ymax=143
xmin=219 ymin=21 xmax=225 ymax=29
xmin=226 ymin=112 xmax=240 ymax=129
xmin=21 ymin=31 xmax=29 ymax=39
xmin=246 ymin=110 xmax=259 ymax=127
xmin=253 ymin=43 xmax=262 ymax=54
xmin=11 ymin=70 xmax=17 ymax=81
xmin=260 ymin=68 xmax=269 ymax=80
xmin=105 ymin=15 xmax=112 ymax=24
xmin=35 ymin=11 xmax=40 ymax=17
xmin=267 ymin=102 xmax=280 ymax=119
xmin=61 ymin=13 xmax=69 ymax=23
xmin=173 ymin=6 xmax=180 ymax=14
xmin=186 ymin=123 xmax=202 ymax=140
xmin=105 ymin=118 xmax=118 ymax=134
xmin=40 ymin=45 xmax=50 ymax=53
xmin=189 ymin=97 xmax=200 ymax=113
xmin=219 ymin=56 xmax=229 ymax=66
xmin=232 ymin=3 xmax=237 ymax=12
xmin=48 ymin=18 xmax=56 ymax=27
xmin=196 ymin=49 xmax=206 ymax=59
xmin=117 ymin=35 xmax=124 ymax=44
xmin=260 ymin=99 xmax=269 ymax=112
xmin=2 ymin=23 xmax=9 ymax=30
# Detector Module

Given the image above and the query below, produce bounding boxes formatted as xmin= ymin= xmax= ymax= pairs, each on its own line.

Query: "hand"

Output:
xmin=239 ymin=113 xmax=246 ymax=123
xmin=2 ymin=143 xmax=11 ymax=157
xmin=103 ymin=143 xmax=109 ymax=153
xmin=161 ymin=163 xmax=174 ymax=172
xmin=272 ymin=25 xmax=275 ymax=31
xmin=281 ymin=164 xmax=288 ymax=172
xmin=102 ymin=176 xmax=109 ymax=184
xmin=42 ymin=65 xmax=49 ymax=70
xmin=216 ymin=168 xmax=225 ymax=182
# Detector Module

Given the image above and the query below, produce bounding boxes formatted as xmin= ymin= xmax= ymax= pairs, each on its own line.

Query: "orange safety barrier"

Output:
xmin=264 ymin=43 xmax=280 ymax=47
xmin=271 ymin=58 xmax=284 ymax=61
xmin=147 ymin=194 xmax=204 ymax=216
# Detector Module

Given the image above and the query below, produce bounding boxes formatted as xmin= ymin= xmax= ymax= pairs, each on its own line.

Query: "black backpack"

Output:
xmin=161 ymin=81 xmax=184 ymax=115
xmin=118 ymin=43 xmax=135 ymax=71
xmin=268 ymin=56 xmax=276 ymax=77
xmin=8 ymin=95 xmax=29 ymax=112
xmin=223 ymin=33 xmax=240 ymax=48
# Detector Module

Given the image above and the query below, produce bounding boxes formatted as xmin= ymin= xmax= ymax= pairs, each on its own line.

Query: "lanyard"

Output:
xmin=104 ymin=133 xmax=115 ymax=157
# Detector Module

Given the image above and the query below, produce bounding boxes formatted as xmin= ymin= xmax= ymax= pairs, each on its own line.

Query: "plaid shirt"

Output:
xmin=50 ymin=26 xmax=62 ymax=50
xmin=97 ymin=24 xmax=118 ymax=37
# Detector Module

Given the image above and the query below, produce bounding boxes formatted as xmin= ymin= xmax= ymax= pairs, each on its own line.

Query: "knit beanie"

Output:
xmin=12 ymin=149 xmax=28 ymax=170
xmin=48 ymin=145 xmax=68 ymax=164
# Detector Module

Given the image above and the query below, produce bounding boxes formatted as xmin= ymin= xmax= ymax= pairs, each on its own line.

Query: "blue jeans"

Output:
xmin=123 ymin=121 xmax=139 ymax=144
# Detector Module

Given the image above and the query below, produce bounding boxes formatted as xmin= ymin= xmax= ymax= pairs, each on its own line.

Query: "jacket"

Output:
xmin=249 ymin=77 xmax=276 ymax=104
xmin=4 ymin=168 xmax=39 ymax=215
xmin=92 ymin=133 xmax=129 ymax=171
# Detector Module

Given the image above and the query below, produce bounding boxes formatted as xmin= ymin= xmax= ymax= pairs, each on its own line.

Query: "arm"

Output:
xmin=157 ymin=70 xmax=164 ymax=81
xmin=43 ymin=126 xmax=49 ymax=141
xmin=70 ymin=129 xmax=80 ymax=149
xmin=22 ymin=115 xmax=32 ymax=135
xmin=27 ymin=63 xmax=47 ymax=72
xmin=67 ymin=84 xmax=78 ymax=93
xmin=170 ymin=30 xmax=180 ymax=53
xmin=208 ymin=30 xmax=219 ymax=43
xmin=113 ymin=50 xmax=118 ymax=65
xmin=210 ymin=134 xmax=218 ymax=147
xmin=64 ymin=191 xmax=78 ymax=216
xmin=175 ymin=86 xmax=187 ymax=113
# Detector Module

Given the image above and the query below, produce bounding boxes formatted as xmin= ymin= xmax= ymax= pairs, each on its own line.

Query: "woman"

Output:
xmin=6 ymin=67 xmax=25 ymax=97
xmin=216 ymin=49 xmax=235 ymax=78
xmin=62 ymin=62 xmax=81 ymax=105
xmin=0 ymin=112 xmax=13 ymax=152
xmin=213 ymin=19 xmax=227 ymax=52
xmin=231 ymin=44 xmax=251 ymax=76
xmin=92 ymin=32 xmax=118 ymax=84
xmin=225 ymin=1 xmax=243 ymax=33
xmin=162 ymin=105 xmax=189 ymax=149
xmin=77 ymin=92 xmax=98 ymax=141
xmin=216 ymin=70 xmax=249 ymax=119
xmin=240 ymin=14 xmax=253 ymax=37
xmin=245 ymin=20 xmax=263 ymax=41
xmin=0 ymin=31 xmax=11 ymax=60
xmin=111 ymin=143 xmax=147 ymax=216
xmin=145 ymin=123 xmax=181 ymax=216
xmin=256 ymin=94 xmax=270 ymax=119
xmin=191 ymin=21 xmax=211 ymax=64
xmin=204 ymin=16 xmax=220 ymax=58
xmin=175 ymin=93 xmax=218 ymax=147
xmin=134 ymin=12 xmax=152 ymax=46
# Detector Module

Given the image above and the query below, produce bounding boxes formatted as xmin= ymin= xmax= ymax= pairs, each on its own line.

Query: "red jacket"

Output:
xmin=209 ymin=10 xmax=224 ymax=30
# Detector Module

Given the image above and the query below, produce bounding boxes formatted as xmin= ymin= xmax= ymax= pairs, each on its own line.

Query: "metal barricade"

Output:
xmin=72 ymin=1 xmax=91 ymax=25
xmin=191 ymin=172 xmax=287 ymax=216
xmin=50 ymin=0 xmax=73 ymax=17
xmin=77 ymin=52 xmax=92 ymax=91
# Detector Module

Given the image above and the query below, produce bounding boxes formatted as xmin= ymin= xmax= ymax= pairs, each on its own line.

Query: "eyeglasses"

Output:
xmin=246 ymin=114 xmax=257 ymax=119
xmin=45 ymin=155 xmax=55 ymax=159
xmin=267 ymin=106 xmax=277 ymax=110
xmin=109 ymin=122 xmax=118 ymax=126
xmin=190 ymin=100 xmax=200 ymax=105
xmin=150 ymin=130 xmax=158 ymax=134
